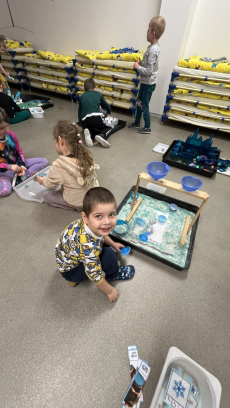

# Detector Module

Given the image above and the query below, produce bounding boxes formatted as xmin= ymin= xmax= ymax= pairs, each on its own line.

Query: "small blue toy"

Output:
xmin=169 ymin=204 xmax=178 ymax=212
xmin=120 ymin=246 xmax=131 ymax=256
xmin=158 ymin=215 xmax=167 ymax=223
xmin=139 ymin=231 xmax=151 ymax=242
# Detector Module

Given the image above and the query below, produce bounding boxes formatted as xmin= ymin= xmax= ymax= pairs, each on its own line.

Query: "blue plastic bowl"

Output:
xmin=146 ymin=162 xmax=170 ymax=180
xmin=169 ymin=203 xmax=178 ymax=212
xmin=181 ymin=176 xmax=203 ymax=192
xmin=113 ymin=220 xmax=128 ymax=235
xmin=135 ymin=217 xmax=145 ymax=227
xmin=158 ymin=215 xmax=167 ymax=223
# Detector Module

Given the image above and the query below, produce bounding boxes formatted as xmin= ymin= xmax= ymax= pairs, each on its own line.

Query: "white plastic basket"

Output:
xmin=150 ymin=347 xmax=221 ymax=408
xmin=29 ymin=107 xmax=44 ymax=118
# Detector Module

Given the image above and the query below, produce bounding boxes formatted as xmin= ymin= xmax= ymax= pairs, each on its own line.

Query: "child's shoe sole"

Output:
xmin=95 ymin=135 xmax=111 ymax=148
xmin=84 ymin=128 xmax=93 ymax=147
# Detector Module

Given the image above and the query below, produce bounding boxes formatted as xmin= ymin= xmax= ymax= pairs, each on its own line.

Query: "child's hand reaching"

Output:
xmin=17 ymin=166 xmax=27 ymax=176
xmin=35 ymin=176 xmax=45 ymax=185
xmin=134 ymin=62 xmax=140 ymax=70
xmin=112 ymin=242 xmax=125 ymax=253
xmin=11 ymin=164 xmax=27 ymax=174
xmin=107 ymin=286 xmax=119 ymax=302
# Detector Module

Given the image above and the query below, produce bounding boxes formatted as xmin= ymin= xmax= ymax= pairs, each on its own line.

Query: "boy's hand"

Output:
xmin=107 ymin=287 xmax=119 ymax=302
xmin=112 ymin=242 xmax=125 ymax=253
xmin=138 ymin=58 xmax=142 ymax=65
xmin=35 ymin=176 xmax=45 ymax=185
xmin=134 ymin=62 xmax=140 ymax=70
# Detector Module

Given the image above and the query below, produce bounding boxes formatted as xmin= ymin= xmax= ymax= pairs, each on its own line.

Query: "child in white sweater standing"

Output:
xmin=128 ymin=16 xmax=166 ymax=134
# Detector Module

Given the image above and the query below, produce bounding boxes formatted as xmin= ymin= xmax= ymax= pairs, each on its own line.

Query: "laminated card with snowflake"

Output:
xmin=164 ymin=367 xmax=199 ymax=408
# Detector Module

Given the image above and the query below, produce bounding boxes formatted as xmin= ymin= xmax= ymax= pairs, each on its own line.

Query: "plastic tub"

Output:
xmin=181 ymin=176 xmax=203 ymax=192
xmin=29 ymin=107 xmax=44 ymax=118
xmin=113 ymin=220 xmax=128 ymax=235
xmin=147 ymin=161 xmax=170 ymax=181
xmin=150 ymin=347 xmax=221 ymax=408
xmin=13 ymin=166 xmax=60 ymax=203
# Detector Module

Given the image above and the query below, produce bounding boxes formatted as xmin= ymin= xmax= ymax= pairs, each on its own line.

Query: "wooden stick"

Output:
xmin=138 ymin=173 xmax=209 ymax=201
xmin=126 ymin=197 xmax=143 ymax=223
xmin=180 ymin=215 xmax=191 ymax=246
xmin=131 ymin=175 xmax=141 ymax=210
xmin=187 ymin=198 xmax=208 ymax=233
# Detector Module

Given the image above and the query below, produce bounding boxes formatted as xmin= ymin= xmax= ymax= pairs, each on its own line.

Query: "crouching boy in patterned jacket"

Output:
xmin=55 ymin=187 xmax=135 ymax=302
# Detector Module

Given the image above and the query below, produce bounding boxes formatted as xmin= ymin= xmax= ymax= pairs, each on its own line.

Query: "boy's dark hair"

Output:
xmin=84 ymin=77 xmax=96 ymax=91
xmin=83 ymin=187 xmax=116 ymax=216
xmin=0 ymin=107 xmax=10 ymax=124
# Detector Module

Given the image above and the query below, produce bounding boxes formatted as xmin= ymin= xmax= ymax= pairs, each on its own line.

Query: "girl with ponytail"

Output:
xmin=36 ymin=120 xmax=99 ymax=210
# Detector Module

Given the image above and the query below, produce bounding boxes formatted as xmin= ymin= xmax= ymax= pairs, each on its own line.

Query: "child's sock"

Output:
xmin=107 ymin=265 xmax=135 ymax=281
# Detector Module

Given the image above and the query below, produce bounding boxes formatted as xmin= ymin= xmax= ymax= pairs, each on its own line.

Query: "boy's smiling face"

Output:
xmin=82 ymin=202 xmax=117 ymax=237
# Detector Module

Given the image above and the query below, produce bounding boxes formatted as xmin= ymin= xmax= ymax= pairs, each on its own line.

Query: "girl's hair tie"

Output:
xmin=72 ymin=122 xmax=76 ymax=125
xmin=78 ymin=140 xmax=82 ymax=144
xmin=77 ymin=133 xmax=81 ymax=136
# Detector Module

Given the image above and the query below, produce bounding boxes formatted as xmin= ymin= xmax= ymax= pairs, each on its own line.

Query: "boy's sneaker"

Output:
xmin=84 ymin=128 xmax=93 ymax=147
xmin=107 ymin=265 xmax=135 ymax=281
xmin=137 ymin=127 xmax=151 ymax=134
xmin=95 ymin=134 xmax=111 ymax=148
xmin=128 ymin=123 xmax=140 ymax=128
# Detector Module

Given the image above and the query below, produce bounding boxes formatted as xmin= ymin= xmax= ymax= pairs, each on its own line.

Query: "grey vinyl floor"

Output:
xmin=1 ymin=91 xmax=229 ymax=408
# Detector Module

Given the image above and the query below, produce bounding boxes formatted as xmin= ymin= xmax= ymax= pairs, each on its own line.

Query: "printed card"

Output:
xmin=186 ymin=393 xmax=198 ymax=408
xmin=164 ymin=369 xmax=191 ymax=408
xmin=123 ymin=360 xmax=150 ymax=408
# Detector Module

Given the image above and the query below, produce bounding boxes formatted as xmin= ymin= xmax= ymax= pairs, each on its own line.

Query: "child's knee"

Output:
xmin=0 ymin=177 xmax=12 ymax=197
xmin=101 ymin=247 xmax=118 ymax=272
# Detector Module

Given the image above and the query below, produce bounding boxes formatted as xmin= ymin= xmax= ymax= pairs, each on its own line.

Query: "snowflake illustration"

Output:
xmin=172 ymin=380 xmax=186 ymax=398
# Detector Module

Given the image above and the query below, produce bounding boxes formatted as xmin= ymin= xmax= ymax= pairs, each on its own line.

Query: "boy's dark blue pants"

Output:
xmin=61 ymin=246 xmax=119 ymax=283
xmin=135 ymin=83 xmax=156 ymax=128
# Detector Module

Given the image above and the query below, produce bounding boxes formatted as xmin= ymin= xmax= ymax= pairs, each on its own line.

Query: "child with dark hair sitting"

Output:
xmin=55 ymin=187 xmax=135 ymax=302
xmin=78 ymin=78 xmax=112 ymax=148
xmin=0 ymin=83 xmax=30 ymax=124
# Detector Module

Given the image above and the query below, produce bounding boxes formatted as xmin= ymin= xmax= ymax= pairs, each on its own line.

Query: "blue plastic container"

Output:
xmin=135 ymin=217 xmax=145 ymax=227
xmin=146 ymin=162 xmax=170 ymax=181
xmin=181 ymin=176 xmax=203 ymax=192
xmin=113 ymin=220 xmax=128 ymax=235
xmin=169 ymin=203 xmax=178 ymax=212
xmin=158 ymin=215 xmax=167 ymax=223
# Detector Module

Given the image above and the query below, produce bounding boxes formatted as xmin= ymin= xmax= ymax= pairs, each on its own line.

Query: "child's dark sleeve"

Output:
xmin=100 ymin=95 xmax=111 ymax=114
xmin=10 ymin=97 xmax=21 ymax=113
xmin=78 ymin=99 xmax=82 ymax=125
xmin=12 ymin=132 xmax=25 ymax=167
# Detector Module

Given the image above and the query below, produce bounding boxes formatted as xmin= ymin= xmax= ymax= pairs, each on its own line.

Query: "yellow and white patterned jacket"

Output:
xmin=55 ymin=220 xmax=104 ymax=285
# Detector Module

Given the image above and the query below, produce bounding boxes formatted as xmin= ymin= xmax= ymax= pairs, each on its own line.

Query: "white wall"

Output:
xmin=0 ymin=0 xmax=196 ymax=115
xmin=185 ymin=0 xmax=230 ymax=59
xmin=0 ymin=0 xmax=161 ymax=53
